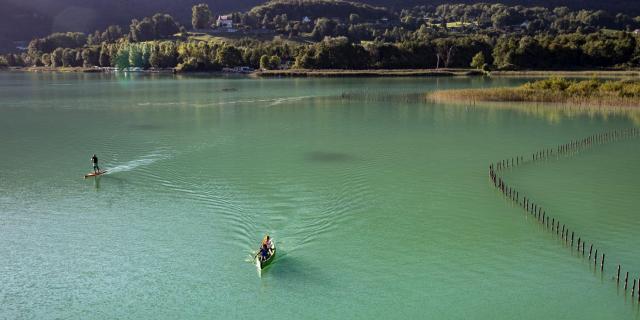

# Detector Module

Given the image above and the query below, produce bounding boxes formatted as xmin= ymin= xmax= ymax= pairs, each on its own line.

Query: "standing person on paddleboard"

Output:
xmin=91 ymin=154 xmax=100 ymax=173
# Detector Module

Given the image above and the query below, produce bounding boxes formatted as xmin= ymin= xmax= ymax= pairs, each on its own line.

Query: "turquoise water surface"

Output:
xmin=1 ymin=72 xmax=639 ymax=319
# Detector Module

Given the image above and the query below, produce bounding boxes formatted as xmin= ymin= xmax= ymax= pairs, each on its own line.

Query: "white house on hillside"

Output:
xmin=217 ymin=15 xmax=233 ymax=28
xmin=302 ymin=16 xmax=311 ymax=23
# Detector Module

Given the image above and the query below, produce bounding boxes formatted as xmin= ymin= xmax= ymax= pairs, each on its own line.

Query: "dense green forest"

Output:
xmin=2 ymin=1 xmax=640 ymax=71
xmin=2 ymin=0 xmax=639 ymax=53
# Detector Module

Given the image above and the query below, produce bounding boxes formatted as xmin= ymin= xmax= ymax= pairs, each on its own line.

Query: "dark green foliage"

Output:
xmin=192 ymin=4 xmax=212 ymax=30
xmin=260 ymin=54 xmax=270 ymax=69
xmin=470 ymin=51 xmax=485 ymax=69
xmin=4 ymin=54 xmax=17 ymax=66
xmin=103 ymin=25 xmax=125 ymax=43
xmin=50 ymin=48 xmax=64 ymax=67
xmin=216 ymin=45 xmax=243 ymax=67
xmin=129 ymin=19 xmax=155 ymax=42
xmin=4 ymin=0 xmax=640 ymax=55
xmin=491 ymin=32 xmax=638 ymax=69
xmin=41 ymin=53 xmax=51 ymax=67
xmin=347 ymin=24 xmax=374 ymax=42
xmin=250 ymin=0 xmax=390 ymax=22
xmin=27 ymin=33 xmax=87 ymax=55
xmin=311 ymin=18 xmax=339 ymax=41
xmin=99 ymin=45 xmax=110 ymax=67
xmin=61 ymin=48 xmax=79 ymax=67
xmin=269 ymin=55 xmax=281 ymax=68
xmin=129 ymin=13 xmax=180 ymax=42
xmin=153 ymin=14 xmax=181 ymax=38
xmin=149 ymin=42 xmax=178 ymax=68
xmin=14 ymin=1 xmax=640 ymax=72
xmin=296 ymin=37 xmax=370 ymax=69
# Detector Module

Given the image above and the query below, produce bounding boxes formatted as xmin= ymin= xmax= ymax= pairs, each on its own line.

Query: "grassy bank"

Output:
xmin=253 ymin=69 xmax=485 ymax=77
xmin=429 ymin=78 xmax=640 ymax=107
xmin=492 ymin=70 xmax=640 ymax=77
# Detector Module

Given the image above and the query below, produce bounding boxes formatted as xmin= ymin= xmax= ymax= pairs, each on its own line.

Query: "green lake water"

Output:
xmin=1 ymin=72 xmax=639 ymax=319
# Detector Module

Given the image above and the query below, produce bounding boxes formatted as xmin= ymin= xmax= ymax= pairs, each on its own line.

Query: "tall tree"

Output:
xmin=470 ymin=51 xmax=486 ymax=69
xmin=216 ymin=45 xmax=243 ymax=67
xmin=51 ymin=48 xmax=64 ymax=67
xmin=130 ymin=18 xmax=155 ymax=42
xmin=153 ymin=13 xmax=180 ymax=38
xmin=192 ymin=4 xmax=212 ymax=30
xmin=99 ymin=45 xmax=110 ymax=67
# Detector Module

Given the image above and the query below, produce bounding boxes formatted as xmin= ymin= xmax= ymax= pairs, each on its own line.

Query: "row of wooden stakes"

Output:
xmin=491 ymin=128 xmax=639 ymax=171
xmin=488 ymin=127 xmax=640 ymax=300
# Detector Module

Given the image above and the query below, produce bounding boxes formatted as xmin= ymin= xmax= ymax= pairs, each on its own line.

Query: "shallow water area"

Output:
xmin=1 ymin=72 xmax=639 ymax=319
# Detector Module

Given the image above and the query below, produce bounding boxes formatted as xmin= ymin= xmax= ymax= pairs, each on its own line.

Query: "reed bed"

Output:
xmin=429 ymin=78 xmax=640 ymax=107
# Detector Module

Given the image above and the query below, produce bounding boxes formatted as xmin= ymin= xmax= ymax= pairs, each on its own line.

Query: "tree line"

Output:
xmin=2 ymin=1 xmax=640 ymax=71
xmin=4 ymin=30 xmax=638 ymax=71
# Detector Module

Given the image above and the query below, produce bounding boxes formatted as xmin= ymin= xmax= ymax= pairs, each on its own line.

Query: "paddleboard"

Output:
xmin=84 ymin=170 xmax=107 ymax=178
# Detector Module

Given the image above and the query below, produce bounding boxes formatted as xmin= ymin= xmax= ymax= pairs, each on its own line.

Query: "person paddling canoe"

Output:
xmin=262 ymin=235 xmax=274 ymax=255
xmin=260 ymin=243 xmax=269 ymax=261
xmin=91 ymin=154 xmax=100 ymax=173
xmin=256 ymin=236 xmax=276 ymax=269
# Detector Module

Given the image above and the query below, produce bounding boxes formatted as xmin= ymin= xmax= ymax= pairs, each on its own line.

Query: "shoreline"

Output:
xmin=5 ymin=67 xmax=480 ymax=77
xmin=5 ymin=66 xmax=640 ymax=78
xmin=252 ymin=69 xmax=484 ymax=77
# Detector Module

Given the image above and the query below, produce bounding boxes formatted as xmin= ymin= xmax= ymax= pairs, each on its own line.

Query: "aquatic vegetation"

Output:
xmin=429 ymin=78 xmax=640 ymax=107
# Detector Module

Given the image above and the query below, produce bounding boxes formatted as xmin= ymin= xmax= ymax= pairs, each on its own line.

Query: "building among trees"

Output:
xmin=217 ymin=15 xmax=233 ymax=29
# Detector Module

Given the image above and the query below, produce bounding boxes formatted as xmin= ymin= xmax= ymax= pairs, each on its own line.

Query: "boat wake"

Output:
xmin=135 ymin=96 xmax=315 ymax=108
xmin=106 ymin=151 xmax=171 ymax=174
xmin=196 ymin=96 xmax=315 ymax=108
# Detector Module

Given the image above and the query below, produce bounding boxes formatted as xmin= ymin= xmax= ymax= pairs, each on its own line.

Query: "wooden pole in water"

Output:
xmin=601 ymin=254 xmax=605 ymax=272
xmin=571 ymin=232 xmax=574 ymax=248
xmin=633 ymin=279 xmax=636 ymax=297
xmin=617 ymin=265 xmax=621 ymax=283
xmin=626 ymin=272 xmax=629 ymax=290
xmin=589 ymin=244 xmax=593 ymax=259
xmin=594 ymin=250 xmax=598 ymax=266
